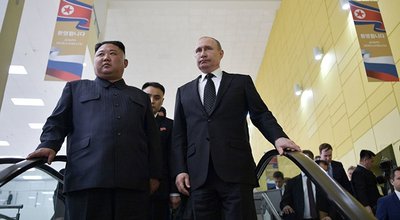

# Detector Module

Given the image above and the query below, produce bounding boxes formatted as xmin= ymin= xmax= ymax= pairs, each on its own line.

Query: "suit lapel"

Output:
xmin=190 ymin=76 xmax=207 ymax=114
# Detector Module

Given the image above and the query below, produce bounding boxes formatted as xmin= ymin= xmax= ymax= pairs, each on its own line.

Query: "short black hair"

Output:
xmin=95 ymin=41 xmax=125 ymax=54
xmin=302 ymin=150 xmax=314 ymax=159
xmin=360 ymin=149 xmax=375 ymax=160
xmin=319 ymin=143 xmax=333 ymax=153
xmin=273 ymin=171 xmax=284 ymax=179
xmin=142 ymin=82 xmax=165 ymax=95
xmin=315 ymin=159 xmax=329 ymax=167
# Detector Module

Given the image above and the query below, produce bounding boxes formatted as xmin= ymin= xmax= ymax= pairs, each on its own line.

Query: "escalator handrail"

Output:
xmin=256 ymin=150 xmax=376 ymax=220
xmin=0 ymin=156 xmax=67 ymax=187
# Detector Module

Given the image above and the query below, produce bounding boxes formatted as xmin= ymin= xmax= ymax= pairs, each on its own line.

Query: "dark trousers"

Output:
xmin=65 ymin=188 xmax=149 ymax=220
xmin=187 ymin=162 xmax=257 ymax=220
xmin=149 ymin=196 xmax=170 ymax=220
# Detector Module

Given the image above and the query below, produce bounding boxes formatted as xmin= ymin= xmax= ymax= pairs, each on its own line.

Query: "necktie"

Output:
xmin=204 ymin=74 xmax=216 ymax=114
xmin=307 ymin=177 xmax=318 ymax=219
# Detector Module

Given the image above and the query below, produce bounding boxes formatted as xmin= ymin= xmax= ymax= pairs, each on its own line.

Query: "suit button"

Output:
xmin=116 ymin=116 xmax=121 ymax=119
xmin=207 ymin=119 xmax=211 ymax=122
xmin=117 ymin=132 xmax=121 ymax=136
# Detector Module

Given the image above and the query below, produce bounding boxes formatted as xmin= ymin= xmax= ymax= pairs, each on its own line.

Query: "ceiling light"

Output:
xmin=22 ymin=175 xmax=43 ymax=180
xmin=294 ymin=83 xmax=303 ymax=96
xmin=29 ymin=123 xmax=44 ymax=129
xmin=313 ymin=47 xmax=324 ymax=60
xmin=340 ymin=0 xmax=350 ymax=10
xmin=9 ymin=65 xmax=28 ymax=75
xmin=0 ymin=141 xmax=10 ymax=146
xmin=11 ymin=98 xmax=44 ymax=106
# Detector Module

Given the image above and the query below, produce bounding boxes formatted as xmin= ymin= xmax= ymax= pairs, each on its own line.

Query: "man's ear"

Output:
xmin=124 ymin=59 xmax=128 ymax=68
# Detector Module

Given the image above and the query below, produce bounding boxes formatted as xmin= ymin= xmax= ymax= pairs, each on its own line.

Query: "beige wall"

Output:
xmin=252 ymin=0 xmax=400 ymax=169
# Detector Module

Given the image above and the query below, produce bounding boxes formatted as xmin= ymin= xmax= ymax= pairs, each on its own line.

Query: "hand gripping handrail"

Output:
xmin=0 ymin=155 xmax=67 ymax=187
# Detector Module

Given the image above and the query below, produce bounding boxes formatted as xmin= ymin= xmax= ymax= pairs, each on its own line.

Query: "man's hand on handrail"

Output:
xmin=26 ymin=148 xmax=56 ymax=165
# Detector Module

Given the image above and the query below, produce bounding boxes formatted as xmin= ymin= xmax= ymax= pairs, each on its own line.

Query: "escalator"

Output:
xmin=254 ymin=150 xmax=376 ymax=220
xmin=0 ymin=151 xmax=375 ymax=219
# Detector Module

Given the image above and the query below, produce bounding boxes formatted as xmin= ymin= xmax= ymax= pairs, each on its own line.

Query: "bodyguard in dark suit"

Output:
xmin=172 ymin=36 xmax=301 ymax=220
xmin=143 ymin=82 xmax=181 ymax=220
xmin=376 ymin=167 xmax=400 ymax=220
xmin=352 ymin=150 xmax=381 ymax=214
xmin=27 ymin=41 xmax=162 ymax=220
xmin=319 ymin=143 xmax=353 ymax=194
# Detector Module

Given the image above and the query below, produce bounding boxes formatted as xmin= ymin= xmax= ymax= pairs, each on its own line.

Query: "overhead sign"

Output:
xmin=45 ymin=0 xmax=94 ymax=81
xmin=349 ymin=1 xmax=399 ymax=82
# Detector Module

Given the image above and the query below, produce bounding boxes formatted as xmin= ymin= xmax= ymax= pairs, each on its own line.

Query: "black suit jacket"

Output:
xmin=331 ymin=160 xmax=353 ymax=194
xmin=152 ymin=115 xmax=179 ymax=198
xmin=38 ymin=78 xmax=162 ymax=193
xmin=172 ymin=72 xmax=287 ymax=190
xmin=280 ymin=174 xmax=322 ymax=220
xmin=352 ymin=165 xmax=381 ymax=209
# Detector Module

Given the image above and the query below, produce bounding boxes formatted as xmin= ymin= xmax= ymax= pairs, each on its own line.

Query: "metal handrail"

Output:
xmin=256 ymin=150 xmax=376 ymax=220
xmin=0 ymin=156 xmax=66 ymax=187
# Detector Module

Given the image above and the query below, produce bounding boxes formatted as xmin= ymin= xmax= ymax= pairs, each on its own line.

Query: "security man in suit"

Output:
xmin=142 ymin=82 xmax=181 ymax=220
xmin=376 ymin=166 xmax=400 ymax=220
xmin=352 ymin=149 xmax=381 ymax=214
xmin=319 ymin=143 xmax=353 ymax=194
xmin=27 ymin=41 xmax=162 ymax=220
xmin=172 ymin=36 xmax=301 ymax=220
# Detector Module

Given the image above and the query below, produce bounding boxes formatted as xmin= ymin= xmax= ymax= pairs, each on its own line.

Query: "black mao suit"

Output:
xmin=172 ymin=72 xmax=288 ymax=219
xmin=149 ymin=115 xmax=176 ymax=220
xmin=352 ymin=165 xmax=381 ymax=213
xmin=38 ymin=77 xmax=162 ymax=219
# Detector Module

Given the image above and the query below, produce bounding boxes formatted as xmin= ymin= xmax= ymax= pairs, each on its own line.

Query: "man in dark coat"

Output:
xmin=27 ymin=41 xmax=162 ymax=220
xmin=172 ymin=36 xmax=300 ymax=220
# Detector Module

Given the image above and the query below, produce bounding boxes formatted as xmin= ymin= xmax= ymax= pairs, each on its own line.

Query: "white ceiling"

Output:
xmin=0 ymin=0 xmax=280 ymax=157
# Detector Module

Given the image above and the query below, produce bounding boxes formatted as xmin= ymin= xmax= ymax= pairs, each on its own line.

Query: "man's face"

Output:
xmin=94 ymin=43 xmax=128 ymax=82
xmin=143 ymin=86 xmax=164 ymax=115
xmin=364 ymin=156 xmax=375 ymax=170
xmin=391 ymin=170 xmax=400 ymax=192
xmin=195 ymin=37 xmax=224 ymax=73
xmin=274 ymin=177 xmax=284 ymax=189
xmin=320 ymin=149 xmax=333 ymax=163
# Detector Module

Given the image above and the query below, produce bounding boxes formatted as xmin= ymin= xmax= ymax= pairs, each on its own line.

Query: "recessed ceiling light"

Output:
xmin=11 ymin=98 xmax=44 ymax=106
xmin=0 ymin=141 xmax=10 ymax=146
xmin=22 ymin=175 xmax=43 ymax=180
xmin=29 ymin=123 xmax=44 ymax=129
xmin=9 ymin=65 xmax=28 ymax=75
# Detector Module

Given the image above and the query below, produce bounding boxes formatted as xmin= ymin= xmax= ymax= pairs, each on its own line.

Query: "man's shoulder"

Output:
xmin=378 ymin=193 xmax=396 ymax=204
xmin=331 ymin=160 xmax=344 ymax=168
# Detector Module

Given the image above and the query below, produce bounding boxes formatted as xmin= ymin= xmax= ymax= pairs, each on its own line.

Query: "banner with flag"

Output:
xmin=349 ymin=1 xmax=399 ymax=82
xmin=45 ymin=0 xmax=94 ymax=81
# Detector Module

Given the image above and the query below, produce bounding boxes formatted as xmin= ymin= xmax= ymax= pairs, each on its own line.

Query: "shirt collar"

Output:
xmin=95 ymin=77 xmax=126 ymax=89
xmin=200 ymin=68 xmax=223 ymax=81
xmin=395 ymin=190 xmax=400 ymax=200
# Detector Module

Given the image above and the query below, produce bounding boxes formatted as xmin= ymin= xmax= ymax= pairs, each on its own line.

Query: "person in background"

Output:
xmin=319 ymin=143 xmax=353 ymax=194
xmin=352 ymin=149 xmax=381 ymax=214
xmin=347 ymin=165 xmax=356 ymax=181
xmin=376 ymin=167 xmax=400 ymax=220
xmin=27 ymin=41 xmax=162 ymax=220
xmin=142 ymin=82 xmax=180 ymax=220
xmin=281 ymin=150 xmax=323 ymax=220
xmin=272 ymin=171 xmax=286 ymax=195
xmin=172 ymin=36 xmax=301 ymax=220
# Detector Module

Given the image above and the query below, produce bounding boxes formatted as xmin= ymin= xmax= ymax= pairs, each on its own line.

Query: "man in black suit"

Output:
xmin=142 ymin=82 xmax=180 ymax=220
xmin=319 ymin=143 xmax=353 ymax=194
xmin=280 ymin=150 xmax=323 ymax=220
xmin=352 ymin=149 xmax=381 ymax=214
xmin=27 ymin=41 xmax=162 ymax=220
xmin=172 ymin=36 xmax=301 ymax=220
